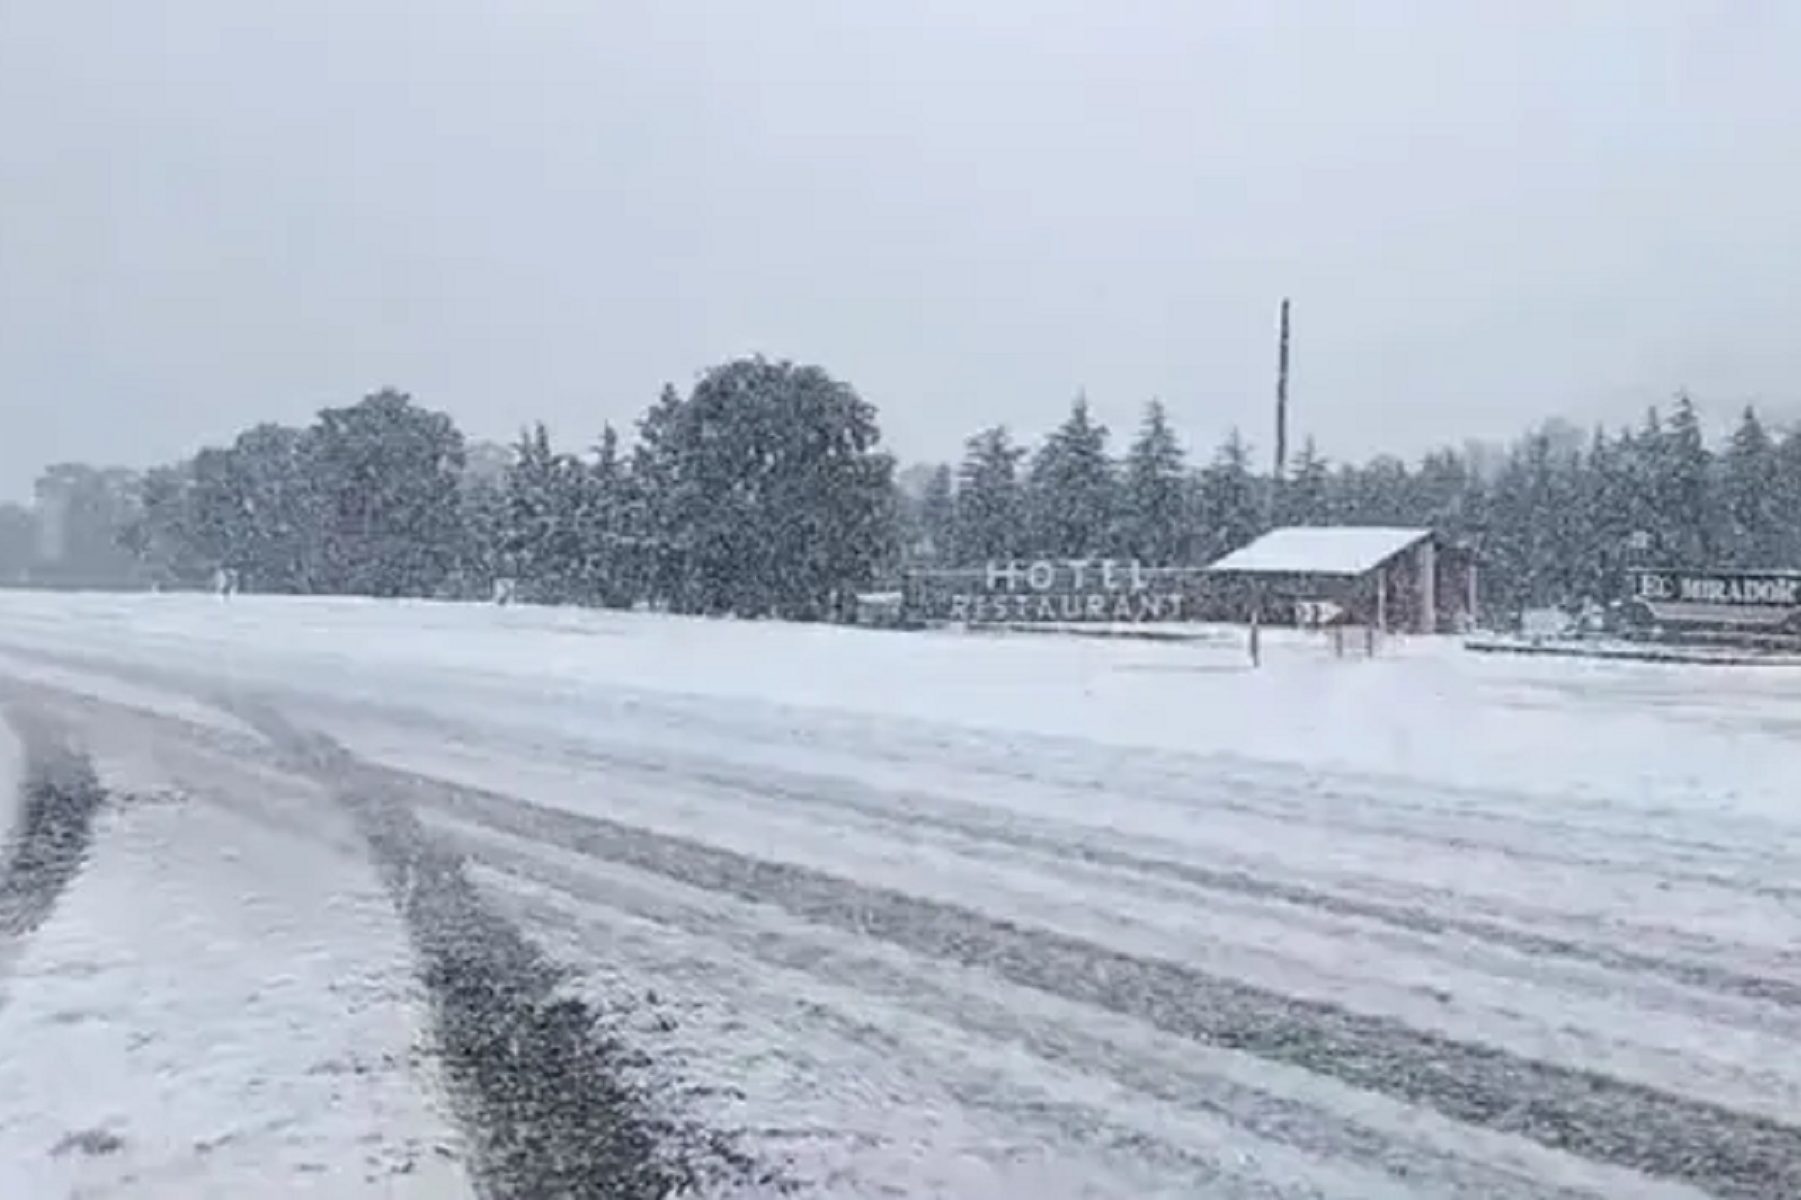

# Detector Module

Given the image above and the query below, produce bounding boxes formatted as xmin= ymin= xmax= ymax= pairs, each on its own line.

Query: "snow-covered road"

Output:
xmin=0 ymin=591 xmax=1798 ymax=1198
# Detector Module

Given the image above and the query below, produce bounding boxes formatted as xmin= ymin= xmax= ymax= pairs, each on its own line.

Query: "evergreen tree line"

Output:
xmin=903 ymin=392 xmax=1801 ymax=615
xmin=5 ymin=363 xmax=1800 ymax=621
xmin=910 ymin=397 xmax=1262 ymax=570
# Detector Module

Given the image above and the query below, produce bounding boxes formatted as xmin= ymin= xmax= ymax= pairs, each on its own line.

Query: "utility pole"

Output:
xmin=1270 ymin=297 xmax=1292 ymax=527
xmin=1274 ymin=297 xmax=1291 ymax=481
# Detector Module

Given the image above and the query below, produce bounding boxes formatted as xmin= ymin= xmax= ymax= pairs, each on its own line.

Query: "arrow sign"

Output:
xmin=1295 ymin=599 xmax=1345 ymax=627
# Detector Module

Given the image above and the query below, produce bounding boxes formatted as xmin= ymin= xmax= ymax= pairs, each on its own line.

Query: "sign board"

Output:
xmin=1627 ymin=569 xmax=1801 ymax=629
xmin=907 ymin=558 xmax=1195 ymax=624
xmin=1294 ymin=599 xmax=1345 ymax=627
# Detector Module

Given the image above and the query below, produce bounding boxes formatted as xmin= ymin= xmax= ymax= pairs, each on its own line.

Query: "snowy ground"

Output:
xmin=0 ymin=591 xmax=1799 ymax=1198
xmin=0 ymin=715 xmax=19 ymax=847
xmin=0 ymin=696 xmax=473 ymax=1198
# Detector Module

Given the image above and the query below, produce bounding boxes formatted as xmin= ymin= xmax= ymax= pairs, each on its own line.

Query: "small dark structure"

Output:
xmin=1204 ymin=526 xmax=1477 ymax=634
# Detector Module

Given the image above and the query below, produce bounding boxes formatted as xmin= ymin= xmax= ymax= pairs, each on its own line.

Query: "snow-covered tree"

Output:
xmin=1775 ymin=427 xmax=1801 ymax=566
xmin=633 ymin=357 xmax=894 ymax=619
xmin=1026 ymin=396 xmax=1114 ymax=557
xmin=1720 ymin=406 xmax=1779 ymax=566
xmin=1195 ymin=429 xmax=1262 ymax=560
xmin=309 ymin=389 xmax=467 ymax=597
xmin=1658 ymin=392 xmax=1714 ymax=567
xmin=1116 ymin=400 xmax=1189 ymax=563
xmin=502 ymin=423 xmax=585 ymax=603
xmin=954 ymin=426 xmax=1027 ymax=564
xmin=1279 ymin=437 xmax=1331 ymax=527
xmin=916 ymin=464 xmax=956 ymax=565
xmin=30 ymin=462 xmax=144 ymax=587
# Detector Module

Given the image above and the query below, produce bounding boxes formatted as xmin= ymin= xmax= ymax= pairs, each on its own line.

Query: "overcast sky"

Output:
xmin=3 ymin=1 xmax=1799 ymax=500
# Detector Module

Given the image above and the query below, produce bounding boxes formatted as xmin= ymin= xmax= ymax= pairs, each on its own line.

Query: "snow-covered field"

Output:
xmin=0 ymin=741 xmax=472 ymax=1199
xmin=1 ymin=590 xmax=1799 ymax=1198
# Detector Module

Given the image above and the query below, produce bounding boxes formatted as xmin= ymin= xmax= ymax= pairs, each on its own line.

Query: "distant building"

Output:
xmin=1204 ymin=526 xmax=1478 ymax=634
xmin=893 ymin=527 xmax=1478 ymax=634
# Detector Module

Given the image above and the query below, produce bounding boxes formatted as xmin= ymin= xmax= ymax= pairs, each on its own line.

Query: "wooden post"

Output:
xmin=1249 ymin=610 xmax=1261 ymax=667
xmin=1416 ymin=537 xmax=1437 ymax=634
xmin=1376 ymin=570 xmax=1388 ymax=634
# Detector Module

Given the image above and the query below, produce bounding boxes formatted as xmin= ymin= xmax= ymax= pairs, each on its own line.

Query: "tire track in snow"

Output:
xmin=4 ymin=635 xmax=1796 ymax=943
xmin=0 ymin=690 xmax=1576 ymax=1195
xmin=4 ymin=638 xmax=1794 ymax=899
xmin=233 ymin=705 xmax=783 ymax=1200
xmin=524 ymin=737 xmax=1801 ymax=1015
xmin=289 ymin=695 xmax=1801 ymax=1029
xmin=235 ymin=679 xmax=1801 ymax=1012
xmin=226 ymin=681 xmax=1801 ymax=987
xmin=5 ymin=647 xmax=1800 ymax=1193
xmin=372 ymin=761 xmax=1801 ymax=1200
xmin=446 ymin=681 xmax=1801 ymax=890
xmin=0 ymin=704 xmax=106 ymax=947
xmin=440 ymin=814 xmax=1655 ymax=1200
xmin=93 ymin=658 xmax=1801 ymax=1014
xmin=34 ymin=686 xmax=1801 ymax=1130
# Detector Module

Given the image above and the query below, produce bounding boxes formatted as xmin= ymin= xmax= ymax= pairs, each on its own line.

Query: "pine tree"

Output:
xmin=1196 ymin=430 xmax=1262 ymax=560
xmin=1775 ymin=428 xmax=1801 ymax=567
xmin=456 ymin=464 xmax=508 ymax=600
xmin=1581 ymin=427 xmax=1634 ymax=599
xmin=1341 ymin=455 xmax=1412 ymax=525
xmin=1614 ymin=409 xmax=1664 ymax=562
xmin=917 ymin=464 xmax=956 ymax=565
xmin=1026 ymin=396 xmax=1115 ymax=556
xmin=1414 ymin=449 xmax=1473 ymax=534
xmin=1660 ymin=392 xmax=1713 ymax=567
xmin=1116 ymin=400 xmax=1188 ymax=563
xmin=1482 ymin=425 xmax=1590 ymax=611
xmin=1280 ymin=437 xmax=1330 ymax=526
xmin=955 ymin=426 xmax=1026 ymax=564
xmin=631 ymin=384 xmax=693 ymax=609
xmin=579 ymin=424 xmax=634 ymax=607
xmin=1721 ymin=406 xmax=1777 ymax=567
xmin=502 ymin=422 xmax=588 ymax=603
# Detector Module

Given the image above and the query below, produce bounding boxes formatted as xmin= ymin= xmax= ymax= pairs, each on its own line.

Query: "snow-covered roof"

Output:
xmin=1206 ymin=526 xmax=1433 ymax=577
